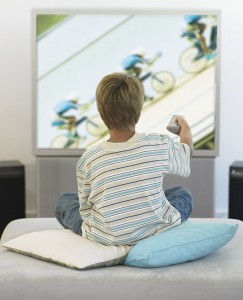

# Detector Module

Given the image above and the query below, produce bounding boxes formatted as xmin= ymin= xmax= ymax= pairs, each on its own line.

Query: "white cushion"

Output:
xmin=2 ymin=229 xmax=131 ymax=270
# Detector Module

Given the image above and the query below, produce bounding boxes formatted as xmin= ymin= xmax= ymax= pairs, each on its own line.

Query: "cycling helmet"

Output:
xmin=67 ymin=92 xmax=79 ymax=102
xmin=132 ymin=47 xmax=146 ymax=57
xmin=184 ymin=15 xmax=202 ymax=24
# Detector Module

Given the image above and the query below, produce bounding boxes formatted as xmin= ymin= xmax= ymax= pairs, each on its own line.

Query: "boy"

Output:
xmin=55 ymin=72 xmax=193 ymax=246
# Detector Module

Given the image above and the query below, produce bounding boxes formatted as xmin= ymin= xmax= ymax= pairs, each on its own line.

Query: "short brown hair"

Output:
xmin=96 ymin=72 xmax=144 ymax=131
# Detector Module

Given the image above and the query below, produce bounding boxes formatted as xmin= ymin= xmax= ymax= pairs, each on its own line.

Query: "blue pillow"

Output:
xmin=125 ymin=221 xmax=238 ymax=268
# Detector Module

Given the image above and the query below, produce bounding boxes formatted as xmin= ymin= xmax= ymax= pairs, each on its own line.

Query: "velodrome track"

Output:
xmin=137 ymin=63 xmax=216 ymax=143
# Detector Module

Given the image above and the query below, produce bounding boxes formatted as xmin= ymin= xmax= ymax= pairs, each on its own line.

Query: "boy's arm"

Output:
xmin=76 ymin=164 xmax=92 ymax=220
xmin=164 ymin=116 xmax=193 ymax=177
xmin=175 ymin=115 xmax=194 ymax=158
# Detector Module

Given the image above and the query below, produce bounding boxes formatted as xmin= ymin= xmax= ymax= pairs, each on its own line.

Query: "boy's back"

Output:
xmin=77 ymin=132 xmax=190 ymax=245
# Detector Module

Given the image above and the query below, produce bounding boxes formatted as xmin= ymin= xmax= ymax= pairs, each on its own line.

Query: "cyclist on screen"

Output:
xmin=51 ymin=92 xmax=94 ymax=145
xmin=121 ymin=47 xmax=162 ymax=81
xmin=181 ymin=15 xmax=211 ymax=57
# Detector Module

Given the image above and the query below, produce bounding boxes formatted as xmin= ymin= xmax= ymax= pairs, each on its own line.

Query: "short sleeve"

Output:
xmin=165 ymin=135 xmax=191 ymax=177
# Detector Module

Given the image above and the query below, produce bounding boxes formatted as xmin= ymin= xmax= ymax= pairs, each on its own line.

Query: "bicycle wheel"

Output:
xmin=86 ymin=114 xmax=108 ymax=137
xmin=180 ymin=47 xmax=207 ymax=74
xmin=50 ymin=135 xmax=79 ymax=149
xmin=151 ymin=71 xmax=175 ymax=93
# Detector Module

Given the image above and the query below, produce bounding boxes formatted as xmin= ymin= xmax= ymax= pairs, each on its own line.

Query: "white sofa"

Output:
xmin=1 ymin=217 xmax=243 ymax=300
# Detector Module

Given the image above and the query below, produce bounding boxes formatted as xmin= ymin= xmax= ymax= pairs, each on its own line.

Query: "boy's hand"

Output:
xmin=175 ymin=115 xmax=194 ymax=157
xmin=175 ymin=115 xmax=189 ymax=134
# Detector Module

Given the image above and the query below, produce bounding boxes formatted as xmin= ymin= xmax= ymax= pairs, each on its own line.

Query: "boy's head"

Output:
xmin=96 ymin=72 xmax=144 ymax=131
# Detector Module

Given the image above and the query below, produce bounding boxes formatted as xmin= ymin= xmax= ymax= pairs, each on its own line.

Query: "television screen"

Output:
xmin=32 ymin=10 xmax=220 ymax=156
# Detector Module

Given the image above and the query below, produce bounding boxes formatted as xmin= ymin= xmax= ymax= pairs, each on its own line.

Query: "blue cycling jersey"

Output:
xmin=54 ymin=100 xmax=80 ymax=115
xmin=121 ymin=54 xmax=145 ymax=69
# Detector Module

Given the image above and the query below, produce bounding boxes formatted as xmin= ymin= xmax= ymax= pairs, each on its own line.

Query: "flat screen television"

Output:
xmin=32 ymin=8 xmax=220 ymax=157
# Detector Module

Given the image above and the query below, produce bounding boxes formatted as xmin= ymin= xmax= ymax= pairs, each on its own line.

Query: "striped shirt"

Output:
xmin=76 ymin=132 xmax=190 ymax=245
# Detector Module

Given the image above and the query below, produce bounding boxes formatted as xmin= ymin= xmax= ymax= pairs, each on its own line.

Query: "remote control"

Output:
xmin=166 ymin=115 xmax=181 ymax=134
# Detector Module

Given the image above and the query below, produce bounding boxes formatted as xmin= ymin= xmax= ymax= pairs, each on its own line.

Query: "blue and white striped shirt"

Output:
xmin=77 ymin=133 xmax=190 ymax=245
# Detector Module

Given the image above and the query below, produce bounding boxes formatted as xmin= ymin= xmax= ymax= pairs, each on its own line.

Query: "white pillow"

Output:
xmin=2 ymin=229 xmax=132 ymax=270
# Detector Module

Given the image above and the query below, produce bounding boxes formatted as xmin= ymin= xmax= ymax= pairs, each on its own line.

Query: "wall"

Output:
xmin=0 ymin=0 xmax=243 ymax=217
